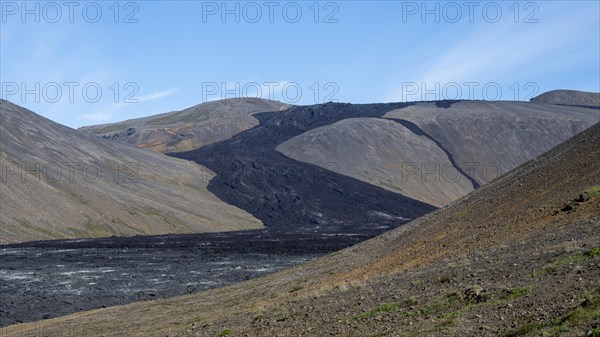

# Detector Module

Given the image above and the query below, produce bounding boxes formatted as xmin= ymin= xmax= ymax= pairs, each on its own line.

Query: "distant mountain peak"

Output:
xmin=530 ymin=89 xmax=600 ymax=107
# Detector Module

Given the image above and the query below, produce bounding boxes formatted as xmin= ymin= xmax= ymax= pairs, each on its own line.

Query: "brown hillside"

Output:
xmin=0 ymin=100 xmax=263 ymax=244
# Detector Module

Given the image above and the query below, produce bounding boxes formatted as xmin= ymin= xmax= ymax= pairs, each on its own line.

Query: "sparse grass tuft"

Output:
xmin=539 ymin=245 xmax=600 ymax=275
xmin=414 ymin=292 xmax=462 ymax=317
xmin=112 ymin=218 xmax=128 ymax=226
xmin=503 ymin=286 xmax=600 ymax=336
xmin=586 ymin=246 xmax=600 ymax=258
xmin=218 ymin=329 xmax=233 ymax=336
xmin=577 ymin=186 xmax=600 ymax=201
xmin=351 ymin=296 xmax=419 ymax=322
xmin=502 ymin=322 xmax=540 ymax=337
xmin=500 ymin=287 xmax=531 ymax=301
xmin=275 ymin=315 xmax=288 ymax=322
xmin=464 ymin=285 xmax=488 ymax=303
xmin=437 ymin=274 xmax=454 ymax=283
xmin=540 ymin=254 xmax=585 ymax=275
xmin=290 ymin=285 xmax=304 ymax=293
xmin=352 ymin=302 xmax=406 ymax=321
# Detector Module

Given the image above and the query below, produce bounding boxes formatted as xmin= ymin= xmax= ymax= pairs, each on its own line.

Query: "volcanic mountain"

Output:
xmin=530 ymin=89 xmax=600 ymax=107
xmin=78 ymin=98 xmax=290 ymax=153
xmin=277 ymin=101 xmax=598 ymax=206
xmin=171 ymin=98 xmax=597 ymax=222
xmin=4 ymin=94 xmax=598 ymax=243
xmin=0 ymin=100 xmax=262 ymax=244
xmin=7 ymin=116 xmax=599 ymax=336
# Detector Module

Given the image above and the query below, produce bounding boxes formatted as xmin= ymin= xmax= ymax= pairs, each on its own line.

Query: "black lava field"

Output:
xmin=0 ymin=229 xmax=382 ymax=327
xmin=1 ymin=102 xmax=451 ymax=327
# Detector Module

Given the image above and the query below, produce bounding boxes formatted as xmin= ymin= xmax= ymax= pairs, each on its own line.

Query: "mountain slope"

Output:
xmin=7 ymin=120 xmax=598 ymax=336
xmin=78 ymin=98 xmax=290 ymax=153
xmin=276 ymin=117 xmax=475 ymax=207
xmin=383 ymin=101 xmax=598 ymax=184
xmin=80 ymin=96 xmax=598 ymax=224
xmin=263 ymin=100 xmax=597 ymax=208
xmin=172 ymin=100 xmax=598 ymax=233
xmin=171 ymin=102 xmax=438 ymax=234
xmin=530 ymin=89 xmax=600 ymax=107
xmin=0 ymin=100 xmax=262 ymax=244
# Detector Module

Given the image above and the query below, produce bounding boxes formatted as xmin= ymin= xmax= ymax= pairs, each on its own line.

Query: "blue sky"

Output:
xmin=1 ymin=0 xmax=599 ymax=128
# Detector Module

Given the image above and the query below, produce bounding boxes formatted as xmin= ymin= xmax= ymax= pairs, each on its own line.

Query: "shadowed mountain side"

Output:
xmin=531 ymin=89 xmax=600 ymax=107
xmin=10 ymin=124 xmax=599 ymax=336
xmin=384 ymin=101 xmax=599 ymax=184
xmin=276 ymin=118 xmax=475 ymax=207
xmin=78 ymin=98 xmax=290 ymax=153
xmin=171 ymin=102 xmax=437 ymax=233
xmin=0 ymin=100 xmax=263 ymax=244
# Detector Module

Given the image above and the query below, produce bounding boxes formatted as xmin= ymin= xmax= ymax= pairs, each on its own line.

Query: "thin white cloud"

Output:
xmin=77 ymin=101 xmax=132 ymax=123
xmin=76 ymin=87 xmax=178 ymax=124
xmin=137 ymin=88 xmax=179 ymax=102
xmin=78 ymin=111 xmax=114 ymax=123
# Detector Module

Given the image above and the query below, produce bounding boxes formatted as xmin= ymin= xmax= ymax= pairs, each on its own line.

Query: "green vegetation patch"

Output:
xmin=539 ymin=245 xmax=600 ymax=275
xmin=586 ymin=246 xmax=600 ymax=258
xmin=577 ymin=186 xmax=600 ymax=201
xmin=502 ymin=286 xmax=600 ymax=336
xmin=500 ymin=287 xmax=532 ymax=301
xmin=414 ymin=292 xmax=463 ymax=317
xmin=218 ymin=329 xmax=233 ymax=337
xmin=353 ymin=302 xmax=407 ymax=321
xmin=351 ymin=296 xmax=419 ymax=322
xmin=351 ymin=285 xmax=537 ymax=334
xmin=290 ymin=285 xmax=304 ymax=293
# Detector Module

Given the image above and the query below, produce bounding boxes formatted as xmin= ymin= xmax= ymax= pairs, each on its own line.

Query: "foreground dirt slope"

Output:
xmin=78 ymin=98 xmax=290 ymax=153
xmin=5 ymin=122 xmax=598 ymax=336
xmin=0 ymin=100 xmax=263 ymax=244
